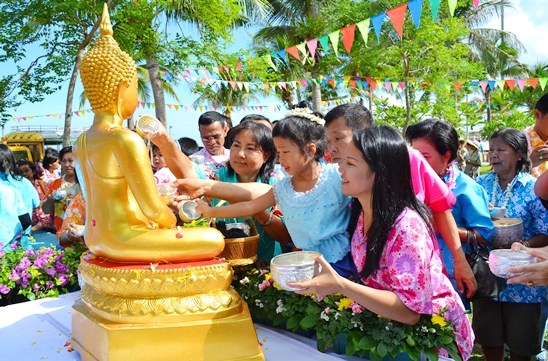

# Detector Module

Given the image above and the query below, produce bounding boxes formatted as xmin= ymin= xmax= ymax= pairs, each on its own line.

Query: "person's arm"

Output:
xmin=432 ymin=210 xmax=476 ymax=298
xmin=196 ymin=189 xmax=276 ymax=219
xmin=291 ymin=256 xmax=420 ymax=325
xmin=174 ymin=178 xmax=273 ymax=202
xmin=535 ymin=171 xmax=548 ymax=202
xmin=150 ymin=123 xmax=197 ymax=179
xmin=253 ymin=209 xmax=292 ymax=244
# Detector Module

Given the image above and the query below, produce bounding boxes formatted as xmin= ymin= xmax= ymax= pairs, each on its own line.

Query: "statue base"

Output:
xmin=71 ymin=254 xmax=264 ymax=361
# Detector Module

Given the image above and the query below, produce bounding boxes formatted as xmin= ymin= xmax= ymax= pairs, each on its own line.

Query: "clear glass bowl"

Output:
xmin=488 ymin=249 xmax=536 ymax=278
xmin=270 ymin=251 xmax=321 ymax=291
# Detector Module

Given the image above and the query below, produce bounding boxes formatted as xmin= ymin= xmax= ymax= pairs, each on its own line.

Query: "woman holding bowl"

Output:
xmin=475 ymin=128 xmax=548 ymax=361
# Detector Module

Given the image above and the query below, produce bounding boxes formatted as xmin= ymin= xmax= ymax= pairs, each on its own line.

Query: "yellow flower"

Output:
xmin=265 ymin=273 xmax=272 ymax=281
xmin=431 ymin=314 xmax=447 ymax=328
xmin=273 ymin=282 xmax=283 ymax=290
xmin=337 ymin=297 xmax=353 ymax=311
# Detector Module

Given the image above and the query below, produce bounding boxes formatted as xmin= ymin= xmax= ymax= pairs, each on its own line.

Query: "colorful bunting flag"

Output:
xmin=356 ymin=19 xmax=371 ymax=46
xmin=387 ymin=3 xmax=408 ymax=38
xmin=341 ymin=24 xmax=356 ymax=53
xmin=429 ymin=0 xmax=441 ymax=20
xmin=473 ymin=0 xmax=480 ymax=9
xmin=540 ymin=78 xmax=548 ymax=91
xmin=306 ymin=39 xmax=318 ymax=58
xmin=408 ymin=0 xmax=424 ymax=28
xmin=447 ymin=0 xmax=457 ymax=16
xmin=371 ymin=13 xmax=386 ymax=42
xmin=328 ymin=31 xmax=340 ymax=57
xmin=318 ymin=35 xmax=330 ymax=54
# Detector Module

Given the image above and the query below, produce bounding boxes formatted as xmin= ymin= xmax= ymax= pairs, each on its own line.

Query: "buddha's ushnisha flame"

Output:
xmin=80 ymin=3 xmax=136 ymax=113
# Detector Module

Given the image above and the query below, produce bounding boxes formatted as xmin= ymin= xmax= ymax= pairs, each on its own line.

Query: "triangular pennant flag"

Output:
xmin=243 ymin=82 xmax=250 ymax=92
xmin=408 ymin=0 xmax=423 ymax=28
xmin=286 ymin=46 xmax=300 ymax=61
xmin=429 ymin=0 xmax=441 ymax=20
xmin=539 ymin=78 xmax=548 ymax=90
xmin=399 ymin=81 xmax=406 ymax=90
xmin=262 ymin=54 xmax=277 ymax=71
xmin=236 ymin=82 xmax=243 ymax=90
xmin=167 ymin=103 xmax=173 ymax=109
xmin=369 ymin=79 xmax=377 ymax=91
xmin=328 ymin=31 xmax=340 ymax=56
xmin=174 ymin=104 xmax=179 ymax=111
xmin=306 ymin=39 xmax=318 ymax=58
xmin=349 ymin=80 xmax=357 ymax=88
xmin=276 ymin=49 xmax=288 ymax=62
xmin=356 ymin=19 xmax=371 ymax=46
xmin=391 ymin=82 xmax=399 ymax=92
xmin=487 ymin=80 xmax=496 ymax=90
xmin=384 ymin=81 xmax=391 ymax=92
xmin=387 ymin=3 xmax=407 ymax=38
xmin=516 ymin=79 xmax=526 ymax=91
xmin=229 ymin=81 xmax=236 ymax=89
xmin=448 ymin=0 xmax=457 ymax=16
xmin=495 ymin=80 xmax=505 ymax=89
xmin=371 ymin=13 xmax=386 ymax=42
xmin=263 ymin=83 xmax=270 ymax=91
xmin=341 ymin=24 xmax=356 ymax=53
xmin=280 ymin=82 xmax=287 ymax=90
xmin=454 ymin=81 xmax=462 ymax=91
xmin=473 ymin=0 xmax=480 ymax=9
xmin=528 ymin=78 xmax=538 ymax=89
xmin=318 ymin=35 xmax=330 ymax=54
xmin=296 ymin=43 xmax=308 ymax=64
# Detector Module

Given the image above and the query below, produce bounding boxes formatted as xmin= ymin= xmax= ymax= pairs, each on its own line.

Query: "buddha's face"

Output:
xmin=119 ymin=75 xmax=138 ymax=120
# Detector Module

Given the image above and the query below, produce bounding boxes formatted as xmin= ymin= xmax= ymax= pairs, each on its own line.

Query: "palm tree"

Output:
xmin=254 ymin=0 xmax=329 ymax=112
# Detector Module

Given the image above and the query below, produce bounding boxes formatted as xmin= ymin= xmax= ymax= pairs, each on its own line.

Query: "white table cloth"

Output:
xmin=0 ymin=292 xmax=363 ymax=361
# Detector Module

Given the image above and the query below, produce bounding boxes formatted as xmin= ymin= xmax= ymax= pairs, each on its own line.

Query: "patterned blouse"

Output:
xmin=351 ymin=209 xmax=474 ymax=359
xmin=524 ymin=126 xmax=548 ymax=177
xmin=476 ymin=171 xmax=548 ymax=303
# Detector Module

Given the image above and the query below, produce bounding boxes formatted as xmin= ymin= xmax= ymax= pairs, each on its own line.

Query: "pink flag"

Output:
xmin=307 ymin=39 xmax=318 ymax=58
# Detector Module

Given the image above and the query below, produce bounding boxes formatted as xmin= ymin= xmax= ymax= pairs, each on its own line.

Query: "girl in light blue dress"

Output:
xmin=196 ymin=109 xmax=354 ymax=277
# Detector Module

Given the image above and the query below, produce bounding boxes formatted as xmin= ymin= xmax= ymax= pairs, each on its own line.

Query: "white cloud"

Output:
xmin=484 ymin=0 xmax=548 ymax=66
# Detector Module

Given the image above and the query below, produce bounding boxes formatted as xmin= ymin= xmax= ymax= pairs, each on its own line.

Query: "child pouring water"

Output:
xmin=195 ymin=109 xmax=355 ymax=277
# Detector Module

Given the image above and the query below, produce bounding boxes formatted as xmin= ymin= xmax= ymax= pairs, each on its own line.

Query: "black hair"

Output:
xmin=42 ymin=148 xmax=59 ymax=170
xmin=16 ymin=159 xmax=39 ymax=180
xmin=59 ymin=146 xmax=73 ymax=161
xmin=535 ymin=93 xmax=548 ymax=114
xmin=198 ymin=111 xmax=231 ymax=128
xmin=226 ymin=122 xmax=277 ymax=183
xmin=490 ymin=128 xmax=531 ymax=173
xmin=348 ymin=126 xmax=432 ymax=278
xmin=405 ymin=118 xmax=459 ymax=163
xmin=324 ymin=103 xmax=373 ymax=131
xmin=240 ymin=114 xmax=271 ymax=125
xmin=272 ymin=115 xmax=327 ymax=161
xmin=0 ymin=144 xmax=22 ymax=180
xmin=177 ymin=137 xmax=200 ymax=157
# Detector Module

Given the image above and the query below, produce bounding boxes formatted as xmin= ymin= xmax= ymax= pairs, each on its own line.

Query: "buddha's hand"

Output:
xmin=172 ymin=179 xmax=206 ymax=200
xmin=194 ymin=198 xmax=213 ymax=217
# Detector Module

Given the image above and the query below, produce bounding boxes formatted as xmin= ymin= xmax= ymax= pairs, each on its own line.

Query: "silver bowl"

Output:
xmin=488 ymin=249 xmax=536 ymax=278
xmin=491 ymin=218 xmax=523 ymax=249
xmin=489 ymin=207 xmax=507 ymax=219
xmin=178 ymin=200 xmax=202 ymax=223
xmin=270 ymin=251 xmax=320 ymax=291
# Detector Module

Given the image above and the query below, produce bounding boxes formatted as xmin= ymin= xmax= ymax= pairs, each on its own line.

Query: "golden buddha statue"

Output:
xmin=71 ymin=5 xmax=264 ymax=360
xmin=75 ymin=4 xmax=223 ymax=262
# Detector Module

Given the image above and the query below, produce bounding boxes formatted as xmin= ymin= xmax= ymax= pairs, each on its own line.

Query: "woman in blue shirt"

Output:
xmin=405 ymin=119 xmax=494 ymax=301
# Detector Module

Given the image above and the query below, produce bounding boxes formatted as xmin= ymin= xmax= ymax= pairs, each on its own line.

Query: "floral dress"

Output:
xmin=351 ymin=209 xmax=474 ymax=359
xmin=524 ymin=126 xmax=548 ymax=177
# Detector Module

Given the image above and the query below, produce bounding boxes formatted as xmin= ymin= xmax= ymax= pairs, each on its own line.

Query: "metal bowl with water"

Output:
xmin=270 ymin=251 xmax=321 ymax=291
xmin=491 ymin=218 xmax=523 ymax=249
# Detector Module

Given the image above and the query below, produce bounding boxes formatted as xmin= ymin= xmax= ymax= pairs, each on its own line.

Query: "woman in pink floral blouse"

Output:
xmin=291 ymin=126 xmax=474 ymax=359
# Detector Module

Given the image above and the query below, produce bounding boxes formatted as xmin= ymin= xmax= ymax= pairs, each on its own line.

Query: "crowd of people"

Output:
xmin=1 ymin=92 xmax=548 ymax=360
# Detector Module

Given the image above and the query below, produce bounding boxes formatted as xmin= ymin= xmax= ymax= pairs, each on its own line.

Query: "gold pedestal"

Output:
xmin=72 ymin=254 xmax=264 ymax=361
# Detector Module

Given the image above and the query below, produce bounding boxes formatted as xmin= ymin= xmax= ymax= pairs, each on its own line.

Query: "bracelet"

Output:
xmin=520 ymin=240 xmax=530 ymax=248
xmin=261 ymin=210 xmax=274 ymax=227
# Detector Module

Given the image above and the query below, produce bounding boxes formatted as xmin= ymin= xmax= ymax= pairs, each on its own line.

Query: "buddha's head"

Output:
xmin=80 ymin=4 xmax=138 ymax=118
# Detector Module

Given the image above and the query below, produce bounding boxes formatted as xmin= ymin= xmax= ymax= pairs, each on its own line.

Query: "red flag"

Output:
xmin=341 ymin=24 xmax=356 ymax=53
xmin=349 ymin=80 xmax=356 ymax=88
xmin=454 ymin=82 xmax=462 ymax=91
xmin=505 ymin=79 xmax=515 ymax=90
xmin=528 ymin=78 xmax=539 ymax=89
xmin=387 ymin=3 xmax=408 ymax=38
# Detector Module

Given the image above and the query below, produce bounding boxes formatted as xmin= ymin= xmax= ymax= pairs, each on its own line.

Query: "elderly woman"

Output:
xmin=405 ymin=119 xmax=494 ymax=302
xmin=475 ymin=128 xmax=548 ymax=361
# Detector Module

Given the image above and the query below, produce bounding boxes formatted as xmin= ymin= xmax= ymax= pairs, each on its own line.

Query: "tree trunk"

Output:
xmin=146 ymin=55 xmax=167 ymax=127
xmin=62 ymin=12 xmax=103 ymax=146
xmin=403 ymin=82 xmax=412 ymax=133
xmin=484 ymin=87 xmax=491 ymax=122
xmin=311 ymin=79 xmax=322 ymax=113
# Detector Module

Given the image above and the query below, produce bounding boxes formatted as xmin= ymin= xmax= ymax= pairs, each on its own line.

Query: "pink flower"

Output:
xmin=0 ymin=284 xmax=10 ymax=294
xmin=351 ymin=302 xmax=365 ymax=315
xmin=258 ymin=279 xmax=272 ymax=291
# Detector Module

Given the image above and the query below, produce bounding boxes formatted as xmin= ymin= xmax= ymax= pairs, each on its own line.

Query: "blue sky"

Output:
xmin=3 ymin=0 xmax=548 ymax=144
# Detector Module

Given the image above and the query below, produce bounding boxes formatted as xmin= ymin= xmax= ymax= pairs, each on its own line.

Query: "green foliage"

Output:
xmin=233 ymin=265 xmax=462 ymax=361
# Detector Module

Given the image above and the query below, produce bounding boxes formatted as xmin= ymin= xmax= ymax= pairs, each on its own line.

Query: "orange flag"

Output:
xmin=286 ymin=46 xmax=300 ymax=61
xmin=505 ymin=79 xmax=516 ymax=90
xmin=341 ymin=24 xmax=356 ymax=53
xmin=387 ymin=3 xmax=408 ymax=38
xmin=528 ymin=78 xmax=538 ymax=89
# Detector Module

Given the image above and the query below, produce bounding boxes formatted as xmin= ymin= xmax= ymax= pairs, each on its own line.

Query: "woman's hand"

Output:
xmin=172 ymin=179 xmax=206 ymax=200
xmin=194 ymin=198 xmax=213 ymax=217
xmin=289 ymin=256 xmax=344 ymax=298
xmin=531 ymin=145 xmax=548 ymax=168
xmin=507 ymin=244 xmax=548 ymax=286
